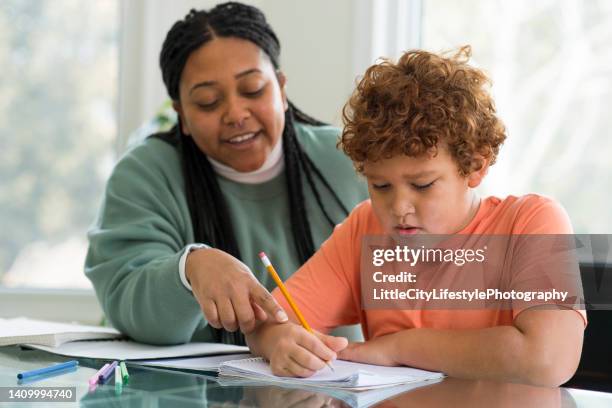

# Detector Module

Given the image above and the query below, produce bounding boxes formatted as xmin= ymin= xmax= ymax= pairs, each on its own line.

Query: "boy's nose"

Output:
xmin=390 ymin=192 xmax=415 ymax=219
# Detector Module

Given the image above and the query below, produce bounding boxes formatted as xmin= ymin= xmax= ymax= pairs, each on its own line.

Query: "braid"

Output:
xmin=179 ymin=129 xmax=240 ymax=258
xmin=157 ymin=2 xmax=350 ymax=345
xmin=282 ymin=108 xmax=315 ymax=263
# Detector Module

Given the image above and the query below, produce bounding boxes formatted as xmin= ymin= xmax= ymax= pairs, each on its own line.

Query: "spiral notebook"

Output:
xmin=218 ymin=357 xmax=444 ymax=390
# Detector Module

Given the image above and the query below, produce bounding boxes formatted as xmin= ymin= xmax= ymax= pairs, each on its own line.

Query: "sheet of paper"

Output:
xmin=135 ymin=353 xmax=253 ymax=371
xmin=0 ymin=317 xmax=120 ymax=347
xmin=27 ymin=340 xmax=249 ymax=361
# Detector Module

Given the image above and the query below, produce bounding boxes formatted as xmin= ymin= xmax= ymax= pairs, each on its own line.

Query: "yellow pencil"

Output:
xmin=258 ymin=251 xmax=335 ymax=372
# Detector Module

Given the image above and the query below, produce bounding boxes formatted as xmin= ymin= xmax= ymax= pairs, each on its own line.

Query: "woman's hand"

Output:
xmin=186 ymin=247 xmax=288 ymax=334
xmin=247 ymin=321 xmax=348 ymax=378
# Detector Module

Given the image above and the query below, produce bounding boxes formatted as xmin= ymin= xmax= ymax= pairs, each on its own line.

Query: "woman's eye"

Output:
xmin=243 ymin=87 xmax=264 ymax=97
xmin=196 ymin=101 xmax=218 ymax=111
xmin=412 ymin=181 xmax=435 ymax=190
xmin=372 ymin=183 xmax=390 ymax=190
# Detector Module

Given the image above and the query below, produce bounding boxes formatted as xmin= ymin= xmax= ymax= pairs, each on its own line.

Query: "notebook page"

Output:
xmin=219 ymin=358 xmax=443 ymax=389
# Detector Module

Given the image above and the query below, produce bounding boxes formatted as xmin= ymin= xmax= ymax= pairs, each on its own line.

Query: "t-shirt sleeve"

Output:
xmin=509 ymin=196 xmax=586 ymax=326
xmin=272 ymin=202 xmax=370 ymax=333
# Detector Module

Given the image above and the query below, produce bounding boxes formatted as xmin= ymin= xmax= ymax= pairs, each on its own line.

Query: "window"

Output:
xmin=0 ymin=0 xmax=118 ymax=289
xmin=422 ymin=0 xmax=612 ymax=233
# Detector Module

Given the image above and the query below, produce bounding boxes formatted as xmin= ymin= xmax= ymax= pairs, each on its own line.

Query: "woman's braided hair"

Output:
xmin=156 ymin=2 xmax=348 ymax=344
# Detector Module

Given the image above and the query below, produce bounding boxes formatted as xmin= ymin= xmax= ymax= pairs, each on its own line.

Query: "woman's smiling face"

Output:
xmin=175 ymin=36 xmax=288 ymax=172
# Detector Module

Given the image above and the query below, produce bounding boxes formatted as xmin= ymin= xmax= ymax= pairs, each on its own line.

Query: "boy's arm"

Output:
xmin=338 ymin=307 xmax=584 ymax=387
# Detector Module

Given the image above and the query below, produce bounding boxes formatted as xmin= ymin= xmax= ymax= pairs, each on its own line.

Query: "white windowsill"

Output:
xmin=0 ymin=288 xmax=104 ymax=326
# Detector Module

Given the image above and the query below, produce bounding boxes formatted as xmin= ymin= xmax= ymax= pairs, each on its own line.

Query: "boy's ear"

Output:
xmin=172 ymin=101 xmax=190 ymax=136
xmin=276 ymin=71 xmax=289 ymax=112
xmin=467 ymin=157 xmax=490 ymax=188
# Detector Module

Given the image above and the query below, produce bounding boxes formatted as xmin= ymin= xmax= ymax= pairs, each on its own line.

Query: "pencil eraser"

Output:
xmin=258 ymin=252 xmax=266 ymax=259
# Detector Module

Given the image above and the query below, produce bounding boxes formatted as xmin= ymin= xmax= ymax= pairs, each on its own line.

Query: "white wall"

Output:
xmin=261 ymin=0 xmax=354 ymax=124
xmin=119 ymin=0 xmax=358 ymax=149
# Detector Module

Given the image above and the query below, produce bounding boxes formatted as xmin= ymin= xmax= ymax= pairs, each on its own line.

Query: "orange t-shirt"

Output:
xmin=273 ymin=195 xmax=585 ymax=340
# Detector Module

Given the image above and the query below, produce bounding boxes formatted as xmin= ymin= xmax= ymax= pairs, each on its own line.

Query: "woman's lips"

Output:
xmin=224 ymin=130 xmax=261 ymax=149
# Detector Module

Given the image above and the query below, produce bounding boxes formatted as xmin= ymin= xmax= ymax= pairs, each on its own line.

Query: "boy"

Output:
xmin=246 ymin=46 xmax=585 ymax=387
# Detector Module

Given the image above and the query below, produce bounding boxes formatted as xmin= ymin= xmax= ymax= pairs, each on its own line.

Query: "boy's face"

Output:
xmin=363 ymin=146 xmax=484 ymax=235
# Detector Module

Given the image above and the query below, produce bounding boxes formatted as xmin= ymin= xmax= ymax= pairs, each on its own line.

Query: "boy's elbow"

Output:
xmin=513 ymin=310 xmax=584 ymax=387
xmin=525 ymin=359 xmax=579 ymax=387
xmin=521 ymin=345 xmax=581 ymax=387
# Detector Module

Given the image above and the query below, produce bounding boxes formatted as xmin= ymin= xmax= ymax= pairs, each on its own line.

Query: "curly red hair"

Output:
xmin=340 ymin=46 xmax=506 ymax=175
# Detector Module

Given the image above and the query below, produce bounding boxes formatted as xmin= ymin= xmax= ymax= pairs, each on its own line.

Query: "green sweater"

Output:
xmin=85 ymin=124 xmax=368 ymax=344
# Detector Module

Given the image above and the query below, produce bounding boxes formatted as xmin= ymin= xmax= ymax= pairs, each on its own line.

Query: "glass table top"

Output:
xmin=1 ymin=346 xmax=611 ymax=407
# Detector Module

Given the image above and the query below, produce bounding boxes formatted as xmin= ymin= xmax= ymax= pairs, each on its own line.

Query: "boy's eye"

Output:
xmin=412 ymin=181 xmax=435 ymax=190
xmin=372 ymin=183 xmax=391 ymax=190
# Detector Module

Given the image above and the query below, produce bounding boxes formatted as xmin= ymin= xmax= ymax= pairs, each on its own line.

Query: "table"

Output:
xmin=1 ymin=346 xmax=610 ymax=407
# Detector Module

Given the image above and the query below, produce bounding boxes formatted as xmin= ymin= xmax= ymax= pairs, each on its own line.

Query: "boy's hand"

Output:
xmin=338 ymin=333 xmax=399 ymax=366
xmin=247 ymin=322 xmax=348 ymax=377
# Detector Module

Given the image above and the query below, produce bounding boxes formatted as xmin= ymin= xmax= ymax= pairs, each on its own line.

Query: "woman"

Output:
xmin=85 ymin=2 xmax=367 ymax=345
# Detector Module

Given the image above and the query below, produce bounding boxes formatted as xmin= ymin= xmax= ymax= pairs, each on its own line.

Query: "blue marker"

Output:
xmin=17 ymin=360 xmax=79 ymax=380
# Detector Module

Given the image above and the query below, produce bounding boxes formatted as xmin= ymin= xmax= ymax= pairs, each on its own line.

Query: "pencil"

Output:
xmin=258 ymin=251 xmax=335 ymax=372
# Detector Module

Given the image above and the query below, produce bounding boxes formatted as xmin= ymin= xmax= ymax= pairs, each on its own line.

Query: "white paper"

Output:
xmin=219 ymin=358 xmax=444 ymax=390
xmin=0 ymin=317 xmax=120 ymax=347
xmin=136 ymin=353 xmax=253 ymax=371
xmin=27 ymin=340 xmax=249 ymax=361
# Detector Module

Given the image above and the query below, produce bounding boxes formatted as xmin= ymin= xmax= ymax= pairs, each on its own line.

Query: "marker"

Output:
xmin=88 ymin=363 xmax=109 ymax=387
xmin=114 ymin=366 xmax=122 ymax=395
xmin=98 ymin=361 xmax=118 ymax=384
xmin=120 ymin=361 xmax=129 ymax=384
xmin=17 ymin=360 xmax=79 ymax=380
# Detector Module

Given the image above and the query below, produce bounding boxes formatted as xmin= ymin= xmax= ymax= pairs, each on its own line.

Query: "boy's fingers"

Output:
xmin=318 ymin=333 xmax=349 ymax=352
xmin=337 ymin=342 xmax=362 ymax=361
xmin=291 ymin=344 xmax=328 ymax=372
xmin=275 ymin=355 xmax=318 ymax=378
xmin=296 ymin=331 xmax=336 ymax=362
xmin=251 ymin=284 xmax=288 ymax=323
